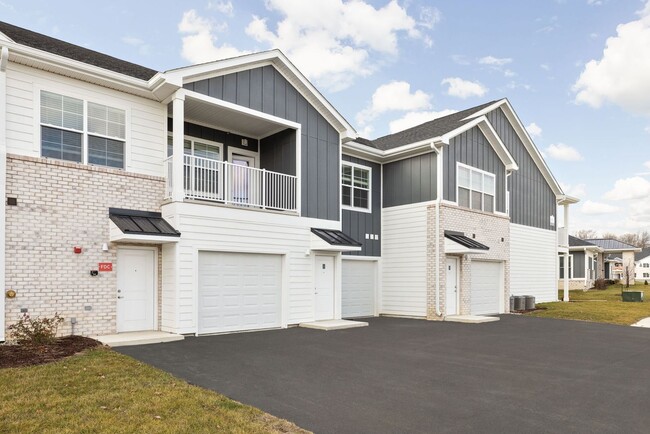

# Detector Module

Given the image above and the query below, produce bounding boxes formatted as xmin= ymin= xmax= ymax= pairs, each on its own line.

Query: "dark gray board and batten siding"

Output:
xmin=486 ymin=108 xmax=557 ymax=230
xmin=383 ymin=152 xmax=437 ymax=208
xmin=442 ymin=126 xmax=506 ymax=213
xmin=185 ymin=65 xmax=340 ymax=221
xmin=342 ymin=155 xmax=381 ymax=257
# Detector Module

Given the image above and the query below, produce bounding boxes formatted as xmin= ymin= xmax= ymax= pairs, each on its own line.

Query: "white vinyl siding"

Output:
xmin=342 ymin=260 xmax=376 ymax=318
xmin=5 ymin=63 xmax=166 ymax=177
xmin=510 ymin=224 xmax=558 ymax=303
xmin=381 ymin=203 xmax=427 ymax=317
xmin=161 ymin=203 xmax=333 ymax=333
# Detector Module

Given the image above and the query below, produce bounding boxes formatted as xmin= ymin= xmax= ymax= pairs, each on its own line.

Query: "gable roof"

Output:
xmin=585 ymin=238 xmax=641 ymax=251
xmin=367 ymin=100 xmax=499 ymax=151
xmin=569 ymin=235 xmax=597 ymax=247
xmin=0 ymin=21 xmax=158 ymax=80
xmin=636 ymin=247 xmax=650 ymax=261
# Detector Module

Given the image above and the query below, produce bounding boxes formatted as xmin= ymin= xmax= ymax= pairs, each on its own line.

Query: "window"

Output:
xmin=167 ymin=135 xmax=222 ymax=160
xmin=644 ymin=273 xmax=649 ymax=278
xmin=457 ymin=164 xmax=496 ymax=213
xmin=643 ymin=263 xmax=649 ymax=268
xmin=40 ymin=91 xmax=126 ymax=168
xmin=342 ymin=162 xmax=371 ymax=211
xmin=559 ymin=255 xmax=573 ymax=279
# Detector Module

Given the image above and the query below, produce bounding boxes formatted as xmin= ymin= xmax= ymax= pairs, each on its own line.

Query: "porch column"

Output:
xmin=172 ymin=92 xmax=185 ymax=202
xmin=563 ymin=203 xmax=570 ymax=301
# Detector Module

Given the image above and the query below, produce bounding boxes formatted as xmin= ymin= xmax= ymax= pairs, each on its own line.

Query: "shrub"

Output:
xmin=594 ymin=278 xmax=607 ymax=290
xmin=645 ymin=280 xmax=648 ymax=286
xmin=8 ymin=313 xmax=64 ymax=345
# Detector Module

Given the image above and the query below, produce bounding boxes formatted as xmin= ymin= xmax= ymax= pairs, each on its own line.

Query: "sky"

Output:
xmin=2 ymin=0 xmax=650 ymax=236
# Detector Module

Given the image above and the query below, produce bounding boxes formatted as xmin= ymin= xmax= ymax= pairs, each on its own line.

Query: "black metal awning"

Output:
xmin=109 ymin=208 xmax=180 ymax=237
xmin=444 ymin=231 xmax=489 ymax=250
xmin=311 ymin=228 xmax=362 ymax=247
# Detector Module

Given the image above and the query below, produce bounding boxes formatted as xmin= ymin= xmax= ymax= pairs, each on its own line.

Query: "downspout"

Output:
xmin=432 ymin=139 xmax=447 ymax=317
xmin=0 ymin=46 xmax=8 ymax=342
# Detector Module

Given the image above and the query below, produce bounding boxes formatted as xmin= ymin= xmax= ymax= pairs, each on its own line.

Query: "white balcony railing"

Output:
xmin=164 ymin=155 xmax=298 ymax=212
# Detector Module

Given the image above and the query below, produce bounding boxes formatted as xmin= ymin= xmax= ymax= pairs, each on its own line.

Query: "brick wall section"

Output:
xmin=558 ymin=279 xmax=593 ymax=291
xmin=427 ymin=203 xmax=510 ymax=319
xmin=4 ymin=154 xmax=165 ymax=337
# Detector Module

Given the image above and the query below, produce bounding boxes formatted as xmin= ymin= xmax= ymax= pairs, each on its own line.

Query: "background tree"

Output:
xmin=574 ymin=229 xmax=598 ymax=239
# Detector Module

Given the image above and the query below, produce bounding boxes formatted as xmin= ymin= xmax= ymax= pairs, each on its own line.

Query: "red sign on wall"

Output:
xmin=98 ymin=262 xmax=113 ymax=272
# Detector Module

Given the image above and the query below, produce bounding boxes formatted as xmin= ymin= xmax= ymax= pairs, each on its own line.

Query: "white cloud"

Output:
xmin=645 ymin=126 xmax=650 ymax=134
xmin=356 ymin=81 xmax=431 ymax=125
xmin=587 ymin=0 xmax=605 ymax=5
xmin=208 ymin=1 xmax=234 ymax=16
xmin=573 ymin=2 xmax=650 ymax=115
xmin=581 ymin=200 xmax=620 ymax=215
xmin=504 ymin=69 xmax=516 ymax=78
xmin=545 ymin=143 xmax=583 ymax=161
xmin=645 ymin=161 xmax=650 ymax=169
xmin=603 ymin=176 xmax=650 ymax=200
xmin=122 ymin=36 xmax=151 ymax=56
xmin=560 ymin=182 xmax=587 ymax=198
xmin=526 ymin=122 xmax=543 ymax=138
xmin=178 ymin=9 xmax=249 ymax=64
xmin=451 ymin=54 xmax=470 ymax=65
xmin=245 ymin=0 xmax=428 ymax=91
xmin=540 ymin=63 xmax=550 ymax=71
xmin=441 ymin=77 xmax=488 ymax=99
xmin=388 ymin=109 xmax=458 ymax=134
xmin=419 ymin=6 xmax=441 ymax=29
xmin=478 ymin=56 xmax=512 ymax=66
xmin=589 ymin=32 xmax=599 ymax=39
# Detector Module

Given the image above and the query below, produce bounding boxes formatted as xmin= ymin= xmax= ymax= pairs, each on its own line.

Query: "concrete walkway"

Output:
xmin=632 ymin=317 xmax=650 ymax=328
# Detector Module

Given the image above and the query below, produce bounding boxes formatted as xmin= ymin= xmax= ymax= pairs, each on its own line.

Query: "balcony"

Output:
xmin=165 ymin=155 xmax=298 ymax=213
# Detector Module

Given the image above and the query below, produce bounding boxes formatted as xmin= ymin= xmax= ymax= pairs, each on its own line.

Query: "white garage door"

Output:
xmin=198 ymin=252 xmax=282 ymax=334
xmin=342 ymin=260 xmax=376 ymax=318
xmin=470 ymin=261 xmax=502 ymax=315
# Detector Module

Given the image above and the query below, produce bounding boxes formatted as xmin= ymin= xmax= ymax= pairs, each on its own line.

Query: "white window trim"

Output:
xmin=38 ymin=89 xmax=129 ymax=170
xmin=456 ymin=162 xmax=496 ymax=213
xmin=341 ymin=161 xmax=372 ymax=213
xmin=559 ymin=254 xmax=574 ymax=279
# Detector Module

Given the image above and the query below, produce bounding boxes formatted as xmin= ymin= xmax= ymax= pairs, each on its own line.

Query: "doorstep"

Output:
xmin=299 ymin=319 xmax=369 ymax=331
xmin=92 ymin=331 xmax=185 ymax=347
xmin=444 ymin=315 xmax=500 ymax=324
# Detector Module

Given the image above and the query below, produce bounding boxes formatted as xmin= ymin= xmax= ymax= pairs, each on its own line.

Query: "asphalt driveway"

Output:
xmin=118 ymin=316 xmax=650 ymax=433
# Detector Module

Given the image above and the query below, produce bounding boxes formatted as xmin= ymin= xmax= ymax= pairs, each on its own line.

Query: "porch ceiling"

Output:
xmin=173 ymin=94 xmax=291 ymax=139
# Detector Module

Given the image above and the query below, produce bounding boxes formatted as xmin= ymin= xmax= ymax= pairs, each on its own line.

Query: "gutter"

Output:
xmin=431 ymin=139 xmax=448 ymax=317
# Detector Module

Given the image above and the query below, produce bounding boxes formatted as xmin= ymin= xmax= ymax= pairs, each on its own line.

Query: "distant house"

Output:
xmin=635 ymin=247 xmax=650 ymax=283
xmin=585 ymin=239 xmax=641 ymax=284
xmin=558 ymin=236 xmax=602 ymax=290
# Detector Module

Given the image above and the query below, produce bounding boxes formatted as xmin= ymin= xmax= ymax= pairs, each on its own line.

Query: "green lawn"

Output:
xmin=526 ymin=283 xmax=650 ymax=326
xmin=0 ymin=347 xmax=308 ymax=434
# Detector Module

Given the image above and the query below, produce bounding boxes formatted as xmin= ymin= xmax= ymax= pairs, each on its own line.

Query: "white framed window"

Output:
xmin=644 ymin=273 xmax=649 ymax=278
xmin=559 ymin=255 xmax=573 ymax=279
xmin=40 ymin=90 xmax=126 ymax=169
xmin=643 ymin=263 xmax=649 ymax=268
xmin=167 ymin=135 xmax=223 ymax=161
xmin=457 ymin=163 xmax=496 ymax=213
xmin=342 ymin=162 xmax=371 ymax=212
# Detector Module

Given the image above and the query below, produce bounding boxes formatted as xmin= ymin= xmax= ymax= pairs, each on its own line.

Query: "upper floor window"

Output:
xmin=40 ymin=91 xmax=126 ymax=169
xmin=643 ymin=263 xmax=650 ymax=268
xmin=457 ymin=163 xmax=495 ymax=213
xmin=342 ymin=162 xmax=371 ymax=212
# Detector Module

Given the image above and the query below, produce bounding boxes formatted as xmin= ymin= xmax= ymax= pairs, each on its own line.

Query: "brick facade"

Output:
xmin=4 ymin=154 xmax=165 ymax=337
xmin=558 ymin=279 xmax=593 ymax=290
xmin=427 ymin=203 xmax=510 ymax=319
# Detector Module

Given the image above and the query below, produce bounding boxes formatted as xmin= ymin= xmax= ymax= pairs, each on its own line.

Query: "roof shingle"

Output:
xmin=0 ymin=21 xmax=159 ymax=80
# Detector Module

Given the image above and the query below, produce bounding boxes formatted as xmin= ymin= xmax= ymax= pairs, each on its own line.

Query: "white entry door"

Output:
xmin=315 ymin=255 xmax=335 ymax=320
xmin=117 ymin=248 xmax=155 ymax=332
xmin=446 ymin=257 xmax=458 ymax=316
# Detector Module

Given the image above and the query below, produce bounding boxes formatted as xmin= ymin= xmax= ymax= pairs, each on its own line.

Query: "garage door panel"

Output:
xmin=198 ymin=252 xmax=281 ymax=334
xmin=470 ymin=261 xmax=502 ymax=315
xmin=342 ymin=260 xmax=376 ymax=318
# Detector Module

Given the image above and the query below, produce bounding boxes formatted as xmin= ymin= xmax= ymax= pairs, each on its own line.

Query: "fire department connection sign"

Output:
xmin=98 ymin=262 xmax=113 ymax=272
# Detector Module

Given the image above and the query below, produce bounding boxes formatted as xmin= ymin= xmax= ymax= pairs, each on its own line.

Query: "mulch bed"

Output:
xmin=513 ymin=307 xmax=547 ymax=314
xmin=0 ymin=336 xmax=102 ymax=369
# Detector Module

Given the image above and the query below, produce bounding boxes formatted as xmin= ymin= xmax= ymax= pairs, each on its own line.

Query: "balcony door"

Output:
xmin=228 ymin=148 xmax=259 ymax=205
